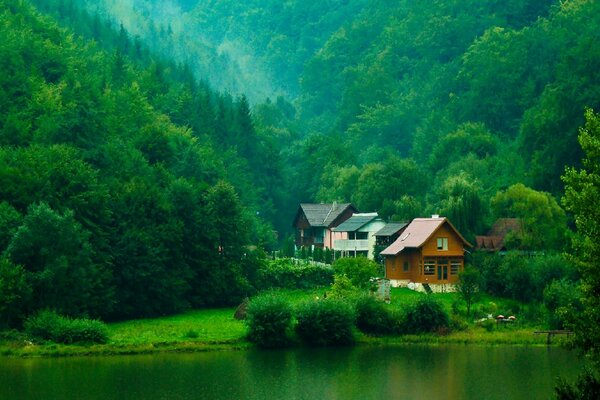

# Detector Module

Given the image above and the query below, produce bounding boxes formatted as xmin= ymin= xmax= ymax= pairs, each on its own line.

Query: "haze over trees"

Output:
xmin=1 ymin=0 xmax=599 ymax=337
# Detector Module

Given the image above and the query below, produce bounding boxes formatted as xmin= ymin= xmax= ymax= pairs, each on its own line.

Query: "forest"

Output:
xmin=0 ymin=0 xmax=599 ymax=332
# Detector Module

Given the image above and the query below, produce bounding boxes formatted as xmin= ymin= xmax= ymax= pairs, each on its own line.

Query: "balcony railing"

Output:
xmin=333 ymin=239 xmax=370 ymax=252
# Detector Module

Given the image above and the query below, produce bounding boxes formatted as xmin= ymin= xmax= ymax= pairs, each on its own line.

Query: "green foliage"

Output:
xmin=245 ymin=293 xmax=293 ymax=348
xmin=555 ymin=369 xmax=600 ymax=400
xmin=295 ymin=299 xmax=355 ymax=346
xmin=543 ymin=279 xmax=582 ymax=330
xmin=456 ymin=266 xmax=481 ymax=316
xmin=491 ymin=184 xmax=568 ymax=251
xmin=433 ymin=173 xmax=486 ymax=241
xmin=562 ymin=109 xmax=600 ymax=366
xmin=24 ymin=310 xmax=108 ymax=344
xmin=402 ymin=297 xmax=450 ymax=334
xmin=4 ymin=202 xmax=112 ymax=318
xmin=328 ymin=274 xmax=360 ymax=300
xmin=333 ymin=257 xmax=380 ymax=288
xmin=255 ymin=259 xmax=334 ymax=290
xmin=0 ymin=259 xmax=31 ymax=328
xmin=0 ymin=1 xmax=274 ymax=321
xmin=498 ymin=253 xmax=536 ymax=303
xmin=354 ymin=295 xmax=396 ymax=335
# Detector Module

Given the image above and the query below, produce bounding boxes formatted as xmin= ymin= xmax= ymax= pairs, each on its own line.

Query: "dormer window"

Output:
xmin=437 ymin=237 xmax=448 ymax=251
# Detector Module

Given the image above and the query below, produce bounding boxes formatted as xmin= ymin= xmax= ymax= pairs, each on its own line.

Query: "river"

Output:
xmin=0 ymin=345 xmax=582 ymax=400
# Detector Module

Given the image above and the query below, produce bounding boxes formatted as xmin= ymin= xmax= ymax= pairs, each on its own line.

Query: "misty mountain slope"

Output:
xmin=78 ymin=0 xmax=369 ymax=102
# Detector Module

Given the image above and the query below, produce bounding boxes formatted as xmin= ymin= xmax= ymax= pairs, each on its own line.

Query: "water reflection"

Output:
xmin=0 ymin=346 xmax=582 ymax=400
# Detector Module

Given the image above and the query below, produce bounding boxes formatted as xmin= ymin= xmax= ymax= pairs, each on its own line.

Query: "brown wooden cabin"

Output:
xmin=381 ymin=217 xmax=472 ymax=285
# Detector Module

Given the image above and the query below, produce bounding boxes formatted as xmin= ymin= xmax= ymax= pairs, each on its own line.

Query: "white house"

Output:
xmin=332 ymin=213 xmax=387 ymax=259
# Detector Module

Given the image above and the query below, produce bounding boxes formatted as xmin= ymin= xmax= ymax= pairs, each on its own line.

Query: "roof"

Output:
xmin=380 ymin=217 xmax=471 ymax=256
xmin=475 ymin=218 xmax=522 ymax=251
xmin=296 ymin=203 xmax=355 ymax=228
xmin=333 ymin=213 xmax=380 ymax=232
xmin=488 ymin=218 xmax=521 ymax=237
xmin=475 ymin=236 xmax=504 ymax=251
xmin=374 ymin=222 xmax=409 ymax=237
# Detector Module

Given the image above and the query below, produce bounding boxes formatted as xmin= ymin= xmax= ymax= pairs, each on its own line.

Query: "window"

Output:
xmin=424 ymin=258 xmax=435 ymax=275
xmin=313 ymin=228 xmax=324 ymax=243
xmin=356 ymin=231 xmax=368 ymax=240
xmin=403 ymin=261 xmax=410 ymax=273
xmin=437 ymin=237 xmax=448 ymax=251
xmin=451 ymin=260 xmax=461 ymax=275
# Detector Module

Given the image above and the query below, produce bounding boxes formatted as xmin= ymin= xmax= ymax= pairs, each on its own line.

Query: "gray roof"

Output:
xmin=374 ymin=222 xmax=408 ymax=237
xmin=299 ymin=203 xmax=354 ymax=227
xmin=333 ymin=213 xmax=380 ymax=232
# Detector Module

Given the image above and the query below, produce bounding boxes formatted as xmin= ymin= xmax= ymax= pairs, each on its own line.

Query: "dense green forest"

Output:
xmin=0 ymin=0 xmax=282 ymax=323
xmin=1 ymin=0 xmax=600 ymax=328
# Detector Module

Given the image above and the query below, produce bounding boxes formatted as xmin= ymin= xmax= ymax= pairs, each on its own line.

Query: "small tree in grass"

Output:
xmin=245 ymin=293 xmax=293 ymax=348
xmin=457 ymin=266 xmax=481 ymax=316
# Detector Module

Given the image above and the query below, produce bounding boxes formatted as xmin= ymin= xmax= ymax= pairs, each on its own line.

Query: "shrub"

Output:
xmin=500 ymin=253 xmax=536 ymax=302
xmin=332 ymin=257 xmax=380 ymax=288
xmin=255 ymin=259 xmax=334 ymax=290
xmin=24 ymin=310 xmax=108 ymax=344
xmin=295 ymin=299 xmax=355 ymax=346
xmin=543 ymin=279 xmax=582 ymax=329
xmin=329 ymin=274 xmax=360 ymax=300
xmin=402 ymin=297 xmax=450 ymax=334
xmin=245 ymin=293 xmax=293 ymax=348
xmin=449 ymin=314 xmax=469 ymax=332
xmin=480 ymin=318 xmax=495 ymax=332
xmin=355 ymin=295 xmax=396 ymax=335
xmin=184 ymin=330 xmax=199 ymax=339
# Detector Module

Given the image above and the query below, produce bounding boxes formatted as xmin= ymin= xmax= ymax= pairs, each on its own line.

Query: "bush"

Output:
xmin=479 ymin=318 xmax=495 ymax=332
xmin=333 ymin=257 xmax=380 ymax=288
xmin=543 ymin=279 xmax=582 ymax=329
xmin=255 ymin=259 xmax=334 ymax=290
xmin=355 ymin=295 xmax=396 ymax=335
xmin=24 ymin=310 xmax=108 ymax=344
xmin=449 ymin=314 xmax=469 ymax=331
xmin=402 ymin=297 xmax=450 ymax=334
xmin=245 ymin=293 xmax=293 ymax=348
xmin=295 ymin=299 xmax=355 ymax=346
xmin=329 ymin=274 xmax=360 ymax=300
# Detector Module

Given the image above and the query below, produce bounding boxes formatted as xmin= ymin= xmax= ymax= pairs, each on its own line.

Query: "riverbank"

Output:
xmin=1 ymin=288 xmax=569 ymax=357
xmin=0 ymin=308 xmax=567 ymax=358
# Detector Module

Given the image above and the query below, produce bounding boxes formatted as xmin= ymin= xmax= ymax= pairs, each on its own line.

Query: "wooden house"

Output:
xmin=292 ymin=203 xmax=357 ymax=249
xmin=332 ymin=213 xmax=387 ymax=259
xmin=381 ymin=217 xmax=472 ymax=287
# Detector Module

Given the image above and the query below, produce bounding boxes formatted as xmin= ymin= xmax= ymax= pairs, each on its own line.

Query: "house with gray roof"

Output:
xmin=332 ymin=213 xmax=386 ymax=259
xmin=292 ymin=203 xmax=357 ymax=249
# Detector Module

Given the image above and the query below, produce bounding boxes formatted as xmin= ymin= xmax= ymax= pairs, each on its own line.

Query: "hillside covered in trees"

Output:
xmin=1 ymin=0 xmax=600 ymax=326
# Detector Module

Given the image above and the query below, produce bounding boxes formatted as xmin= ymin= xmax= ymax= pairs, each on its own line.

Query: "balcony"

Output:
xmin=333 ymin=239 xmax=370 ymax=252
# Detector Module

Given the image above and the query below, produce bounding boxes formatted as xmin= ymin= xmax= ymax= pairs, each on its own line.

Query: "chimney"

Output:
xmin=431 ymin=214 xmax=440 ymax=219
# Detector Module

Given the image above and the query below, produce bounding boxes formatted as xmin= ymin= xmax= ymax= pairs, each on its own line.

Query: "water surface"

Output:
xmin=0 ymin=345 xmax=582 ymax=400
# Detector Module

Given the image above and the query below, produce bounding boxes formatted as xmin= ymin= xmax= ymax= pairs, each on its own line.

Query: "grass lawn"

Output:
xmin=0 ymin=287 xmax=557 ymax=357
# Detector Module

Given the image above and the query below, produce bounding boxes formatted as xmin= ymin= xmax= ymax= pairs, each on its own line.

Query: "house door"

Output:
xmin=437 ymin=265 xmax=448 ymax=281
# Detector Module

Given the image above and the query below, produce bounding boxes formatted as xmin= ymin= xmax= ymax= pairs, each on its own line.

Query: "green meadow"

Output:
xmin=0 ymin=288 xmax=562 ymax=358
